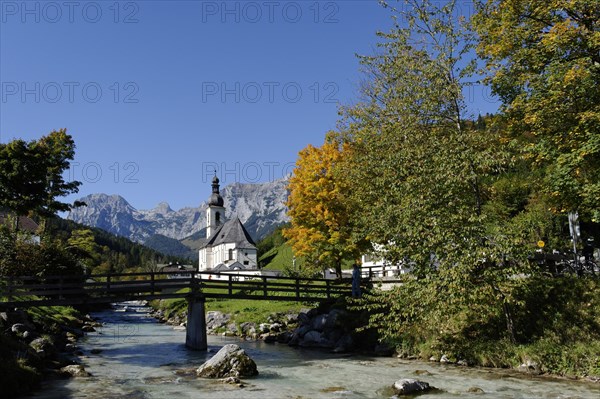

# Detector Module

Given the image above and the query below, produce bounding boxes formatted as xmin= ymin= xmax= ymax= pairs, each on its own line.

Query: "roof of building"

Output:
xmin=202 ymin=217 xmax=256 ymax=249
xmin=158 ymin=263 xmax=195 ymax=273
xmin=0 ymin=213 xmax=39 ymax=234
xmin=212 ymin=261 xmax=253 ymax=271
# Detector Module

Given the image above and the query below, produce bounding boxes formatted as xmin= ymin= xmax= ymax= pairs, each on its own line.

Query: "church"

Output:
xmin=198 ymin=175 xmax=258 ymax=272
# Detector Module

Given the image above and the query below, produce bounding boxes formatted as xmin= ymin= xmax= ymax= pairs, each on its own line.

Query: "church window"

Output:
xmin=243 ymin=261 xmax=249 ymax=265
xmin=215 ymin=212 xmax=221 ymax=224
xmin=228 ymin=248 xmax=233 ymax=260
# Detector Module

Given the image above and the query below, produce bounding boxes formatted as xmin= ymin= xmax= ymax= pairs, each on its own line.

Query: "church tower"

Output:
xmin=206 ymin=174 xmax=225 ymax=238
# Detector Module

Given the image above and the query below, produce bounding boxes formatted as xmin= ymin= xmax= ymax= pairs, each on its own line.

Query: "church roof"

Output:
xmin=202 ymin=217 xmax=256 ymax=249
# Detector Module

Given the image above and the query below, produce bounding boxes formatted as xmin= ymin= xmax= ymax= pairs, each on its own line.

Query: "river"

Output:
xmin=25 ymin=302 xmax=600 ymax=399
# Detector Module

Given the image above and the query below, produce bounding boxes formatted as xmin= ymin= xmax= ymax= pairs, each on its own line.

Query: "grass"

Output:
xmin=204 ymin=298 xmax=311 ymax=325
xmin=151 ymin=287 xmax=313 ymax=327
xmin=258 ymin=241 xmax=306 ymax=272
xmin=0 ymin=300 xmax=86 ymax=399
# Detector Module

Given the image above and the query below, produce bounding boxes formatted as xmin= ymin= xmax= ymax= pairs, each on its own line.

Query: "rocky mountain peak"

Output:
xmin=67 ymin=178 xmax=290 ymax=246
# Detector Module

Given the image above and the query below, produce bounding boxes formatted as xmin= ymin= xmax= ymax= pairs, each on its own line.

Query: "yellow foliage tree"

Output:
xmin=284 ymin=135 xmax=365 ymax=278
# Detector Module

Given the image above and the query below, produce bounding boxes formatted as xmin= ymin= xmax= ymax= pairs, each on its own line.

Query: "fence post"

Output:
xmin=262 ymin=276 xmax=268 ymax=298
xmin=106 ymin=275 xmax=111 ymax=294
xmin=150 ymin=272 xmax=155 ymax=295
xmin=326 ymin=280 xmax=331 ymax=299
xmin=295 ymin=278 xmax=300 ymax=301
xmin=228 ymin=274 xmax=233 ymax=296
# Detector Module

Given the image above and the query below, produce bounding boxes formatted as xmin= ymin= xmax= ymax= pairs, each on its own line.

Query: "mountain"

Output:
xmin=66 ymin=178 xmax=290 ymax=250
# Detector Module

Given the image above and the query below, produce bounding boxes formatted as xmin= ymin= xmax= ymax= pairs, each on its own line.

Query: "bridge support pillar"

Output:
xmin=185 ymin=296 xmax=207 ymax=350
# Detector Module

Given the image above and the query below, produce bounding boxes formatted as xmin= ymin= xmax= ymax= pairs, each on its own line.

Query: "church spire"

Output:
xmin=206 ymin=171 xmax=225 ymax=238
xmin=208 ymin=172 xmax=224 ymax=207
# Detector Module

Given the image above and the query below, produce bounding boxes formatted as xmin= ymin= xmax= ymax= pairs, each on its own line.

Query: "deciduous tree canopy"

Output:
xmin=0 ymin=129 xmax=81 ymax=219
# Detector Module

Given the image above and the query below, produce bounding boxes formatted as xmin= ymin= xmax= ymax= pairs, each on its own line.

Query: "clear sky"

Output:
xmin=0 ymin=0 xmax=499 ymax=211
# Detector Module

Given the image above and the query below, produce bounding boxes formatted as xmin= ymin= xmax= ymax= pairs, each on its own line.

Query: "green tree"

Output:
xmin=0 ymin=129 xmax=81 ymax=223
xmin=473 ymin=0 xmax=600 ymax=220
xmin=338 ymin=0 xmax=535 ymax=344
xmin=67 ymin=229 xmax=100 ymax=271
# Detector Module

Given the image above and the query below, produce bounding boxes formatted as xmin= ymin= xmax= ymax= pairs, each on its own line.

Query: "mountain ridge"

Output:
xmin=67 ymin=178 xmax=290 ymax=248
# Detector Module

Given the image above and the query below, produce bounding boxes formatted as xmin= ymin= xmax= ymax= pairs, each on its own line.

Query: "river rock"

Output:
xmin=332 ymin=333 xmax=354 ymax=353
xmin=311 ymin=314 xmax=328 ymax=331
xmin=467 ymin=386 xmax=485 ymax=394
xmin=392 ymin=379 xmax=434 ymax=395
xmin=324 ymin=309 xmax=347 ymax=330
xmin=263 ymin=333 xmax=277 ymax=343
xmin=30 ymin=337 xmax=55 ymax=357
xmin=196 ymin=344 xmax=258 ymax=378
xmin=60 ymin=364 xmax=91 ymax=378
xmin=205 ymin=311 xmax=230 ymax=333
xmin=440 ymin=354 xmax=450 ymax=363
xmin=276 ymin=331 xmax=293 ymax=343
xmin=239 ymin=322 xmax=256 ymax=337
xmin=11 ymin=323 xmax=28 ymax=334
xmin=300 ymin=330 xmax=323 ymax=347
xmin=518 ymin=360 xmax=542 ymax=375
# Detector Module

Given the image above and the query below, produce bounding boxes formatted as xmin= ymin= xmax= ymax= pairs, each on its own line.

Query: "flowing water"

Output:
xmin=26 ymin=302 xmax=600 ymax=399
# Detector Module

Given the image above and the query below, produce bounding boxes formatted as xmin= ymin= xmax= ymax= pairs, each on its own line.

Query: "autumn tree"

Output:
xmin=284 ymin=135 xmax=367 ymax=278
xmin=473 ymin=0 xmax=600 ymax=221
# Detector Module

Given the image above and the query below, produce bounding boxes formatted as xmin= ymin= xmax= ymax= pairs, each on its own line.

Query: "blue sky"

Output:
xmin=0 ymin=0 xmax=499 ymax=211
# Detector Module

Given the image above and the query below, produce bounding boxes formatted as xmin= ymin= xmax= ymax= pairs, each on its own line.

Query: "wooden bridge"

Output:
xmin=0 ymin=271 xmax=360 ymax=350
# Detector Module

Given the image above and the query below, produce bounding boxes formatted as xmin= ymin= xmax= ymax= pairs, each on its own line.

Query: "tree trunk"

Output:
xmin=335 ymin=258 xmax=342 ymax=280
xmin=502 ymin=300 xmax=516 ymax=344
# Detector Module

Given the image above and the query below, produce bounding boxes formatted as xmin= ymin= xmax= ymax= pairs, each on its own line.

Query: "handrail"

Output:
xmin=0 ymin=271 xmax=368 ymax=308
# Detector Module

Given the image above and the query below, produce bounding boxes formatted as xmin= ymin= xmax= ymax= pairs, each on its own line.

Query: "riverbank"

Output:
xmin=149 ymin=293 xmax=600 ymax=384
xmin=0 ymin=306 xmax=101 ymax=398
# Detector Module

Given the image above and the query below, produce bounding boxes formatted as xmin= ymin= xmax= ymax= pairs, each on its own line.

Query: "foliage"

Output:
xmin=357 ymin=275 xmax=600 ymax=377
xmin=0 ymin=217 xmax=182 ymax=277
xmin=0 ymin=129 xmax=81 ymax=219
xmin=284 ymin=136 xmax=367 ymax=278
xmin=0 ymin=227 xmax=82 ymax=277
xmin=473 ymin=0 xmax=600 ymax=220
xmin=46 ymin=217 xmax=184 ymax=274
xmin=331 ymin=0 xmax=546 ymax=347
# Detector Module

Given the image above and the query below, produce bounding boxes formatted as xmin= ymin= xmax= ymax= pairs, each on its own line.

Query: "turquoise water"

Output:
xmin=27 ymin=302 xmax=600 ymax=399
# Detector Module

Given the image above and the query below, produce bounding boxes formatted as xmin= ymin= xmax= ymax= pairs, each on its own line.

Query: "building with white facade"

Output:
xmin=198 ymin=175 xmax=258 ymax=272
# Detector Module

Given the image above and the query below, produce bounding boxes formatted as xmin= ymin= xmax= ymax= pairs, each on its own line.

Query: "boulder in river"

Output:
xmin=392 ymin=378 xmax=435 ymax=396
xmin=196 ymin=344 xmax=258 ymax=378
xmin=60 ymin=365 xmax=91 ymax=378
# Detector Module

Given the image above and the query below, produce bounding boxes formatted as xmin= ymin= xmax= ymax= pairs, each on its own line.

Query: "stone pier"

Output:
xmin=185 ymin=296 xmax=207 ymax=350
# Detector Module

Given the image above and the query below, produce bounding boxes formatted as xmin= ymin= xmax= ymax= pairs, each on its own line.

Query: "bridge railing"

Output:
xmin=0 ymin=271 xmax=358 ymax=308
